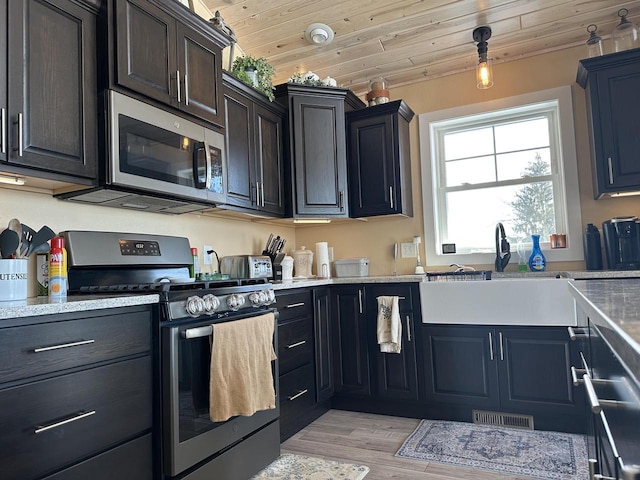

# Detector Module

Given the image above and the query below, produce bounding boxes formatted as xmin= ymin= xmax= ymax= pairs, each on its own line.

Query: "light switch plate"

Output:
xmin=401 ymin=242 xmax=417 ymax=258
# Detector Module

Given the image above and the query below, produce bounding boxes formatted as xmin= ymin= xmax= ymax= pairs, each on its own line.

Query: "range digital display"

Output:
xmin=119 ymin=239 xmax=161 ymax=256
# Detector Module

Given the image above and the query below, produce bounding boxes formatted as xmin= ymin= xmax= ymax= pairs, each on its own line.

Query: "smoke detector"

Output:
xmin=305 ymin=23 xmax=334 ymax=45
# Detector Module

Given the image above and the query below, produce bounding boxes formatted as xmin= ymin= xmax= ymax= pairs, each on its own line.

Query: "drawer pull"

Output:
xmin=288 ymin=389 xmax=308 ymax=401
xmin=35 ymin=410 xmax=96 ymax=434
xmin=567 ymin=326 xmax=588 ymax=340
xmin=583 ymin=374 xmax=630 ymax=414
xmin=286 ymin=340 xmax=306 ymax=349
xmin=33 ymin=339 xmax=95 ymax=353
xmin=406 ymin=316 xmax=411 ymax=342
xmin=285 ymin=302 xmax=305 ymax=309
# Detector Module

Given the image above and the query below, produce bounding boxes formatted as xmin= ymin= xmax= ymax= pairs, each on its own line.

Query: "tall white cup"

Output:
xmin=0 ymin=259 xmax=28 ymax=301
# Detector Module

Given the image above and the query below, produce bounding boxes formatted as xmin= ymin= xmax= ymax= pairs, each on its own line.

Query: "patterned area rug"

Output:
xmin=395 ymin=420 xmax=588 ymax=480
xmin=252 ymin=453 xmax=369 ymax=480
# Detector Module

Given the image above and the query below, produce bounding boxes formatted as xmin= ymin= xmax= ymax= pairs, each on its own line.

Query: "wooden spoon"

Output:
xmin=7 ymin=219 xmax=22 ymax=258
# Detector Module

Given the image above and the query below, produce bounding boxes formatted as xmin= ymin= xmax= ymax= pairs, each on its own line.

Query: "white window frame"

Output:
xmin=419 ymin=86 xmax=583 ymax=267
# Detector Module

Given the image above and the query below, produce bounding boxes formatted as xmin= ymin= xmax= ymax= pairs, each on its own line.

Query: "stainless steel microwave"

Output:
xmin=58 ymin=91 xmax=226 ymax=214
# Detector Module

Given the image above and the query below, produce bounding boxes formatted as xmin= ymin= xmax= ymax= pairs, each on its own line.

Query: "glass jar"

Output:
xmin=366 ymin=77 xmax=389 ymax=106
xmin=612 ymin=8 xmax=640 ymax=53
xmin=586 ymin=24 xmax=604 ymax=58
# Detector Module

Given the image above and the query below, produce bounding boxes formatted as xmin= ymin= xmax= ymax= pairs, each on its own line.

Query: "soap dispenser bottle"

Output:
xmin=528 ymin=234 xmax=546 ymax=272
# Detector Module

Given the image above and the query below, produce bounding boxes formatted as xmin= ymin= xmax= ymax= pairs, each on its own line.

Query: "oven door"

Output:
xmin=162 ymin=310 xmax=279 ymax=477
xmin=108 ymin=90 xmax=226 ymax=204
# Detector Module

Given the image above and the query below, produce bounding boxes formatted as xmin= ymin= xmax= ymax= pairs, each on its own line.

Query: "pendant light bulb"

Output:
xmin=473 ymin=26 xmax=494 ymax=89
xmin=476 ymin=60 xmax=493 ymax=89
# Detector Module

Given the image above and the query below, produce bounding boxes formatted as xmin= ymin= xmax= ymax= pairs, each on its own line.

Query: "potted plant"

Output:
xmin=229 ymin=55 xmax=275 ymax=101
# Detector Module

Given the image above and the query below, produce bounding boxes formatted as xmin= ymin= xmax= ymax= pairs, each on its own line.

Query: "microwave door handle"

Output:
xmin=204 ymin=141 xmax=212 ymax=190
xmin=192 ymin=141 xmax=207 ymax=189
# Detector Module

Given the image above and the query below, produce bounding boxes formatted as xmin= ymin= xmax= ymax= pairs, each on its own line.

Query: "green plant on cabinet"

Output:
xmin=229 ymin=55 xmax=275 ymax=101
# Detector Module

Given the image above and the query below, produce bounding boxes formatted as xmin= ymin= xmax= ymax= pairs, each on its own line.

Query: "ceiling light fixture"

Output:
xmin=305 ymin=23 xmax=334 ymax=46
xmin=472 ymin=26 xmax=494 ymax=89
xmin=0 ymin=174 xmax=26 ymax=186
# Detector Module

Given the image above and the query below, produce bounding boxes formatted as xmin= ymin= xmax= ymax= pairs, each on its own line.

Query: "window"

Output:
xmin=419 ymin=86 xmax=583 ymax=267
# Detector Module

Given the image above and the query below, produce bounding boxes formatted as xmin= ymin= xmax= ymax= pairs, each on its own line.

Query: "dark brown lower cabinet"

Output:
xmin=422 ymin=324 xmax=585 ymax=433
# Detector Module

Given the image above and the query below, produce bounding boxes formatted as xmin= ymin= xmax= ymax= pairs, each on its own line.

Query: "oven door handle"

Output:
xmin=182 ymin=325 xmax=213 ymax=339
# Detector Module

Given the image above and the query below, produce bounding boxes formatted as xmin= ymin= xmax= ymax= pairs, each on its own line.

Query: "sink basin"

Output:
xmin=419 ymin=277 xmax=576 ymax=326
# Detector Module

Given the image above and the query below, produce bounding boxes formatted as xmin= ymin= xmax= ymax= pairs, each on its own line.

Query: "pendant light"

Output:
xmin=611 ymin=8 xmax=640 ymax=53
xmin=473 ymin=26 xmax=493 ymax=89
xmin=585 ymin=24 xmax=604 ymax=58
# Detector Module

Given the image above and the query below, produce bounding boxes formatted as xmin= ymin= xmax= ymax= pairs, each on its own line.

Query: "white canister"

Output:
xmin=0 ymin=259 xmax=28 ymax=302
xmin=291 ymin=246 xmax=314 ymax=278
xmin=315 ymin=242 xmax=331 ymax=278
xmin=281 ymin=255 xmax=294 ymax=282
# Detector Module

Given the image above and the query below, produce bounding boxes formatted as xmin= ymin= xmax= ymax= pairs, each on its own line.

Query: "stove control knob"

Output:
xmin=185 ymin=295 xmax=206 ymax=317
xmin=226 ymin=294 xmax=245 ymax=311
xmin=266 ymin=289 xmax=276 ymax=304
xmin=202 ymin=294 xmax=220 ymax=314
xmin=248 ymin=292 xmax=262 ymax=306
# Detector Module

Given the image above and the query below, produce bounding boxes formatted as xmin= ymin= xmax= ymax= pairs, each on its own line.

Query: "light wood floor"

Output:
xmin=281 ymin=409 xmax=545 ymax=480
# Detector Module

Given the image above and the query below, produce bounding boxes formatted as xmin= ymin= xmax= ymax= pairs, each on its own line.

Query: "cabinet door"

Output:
xmin=331 ymin=286 xmax=370 ymax=395
xmin=593 ymin=62 xmax=640 ymax=193
xmin=115 ymin=0 xmax=176 ymax=107
xmin=349 ymin=113 xmax=397 ymax=217
xmin=291 ymin=95 xmax=348 ymax=217
xmin=0 ymin=0 xmax=6 ymax=163
xmin=255 ymin=102 xmax=284 ymax=215
xmin=7 ymin=0 xmax=97 ymax=179
xmin=313 ymin=287 xmax=333 ymax=402
xmin=497 ymin=327 xmax=577 ymax=414
xmin=422 ymin=325 xmax=499 ymax=408
xmin=224 ymin=89 xmax=255 ymax=209
xmin=177 ymin=22 xmax=224 ymax=127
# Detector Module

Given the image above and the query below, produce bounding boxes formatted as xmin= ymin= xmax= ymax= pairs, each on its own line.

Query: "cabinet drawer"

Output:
xmin=0 ymin=309 xmax=151 ymax=384
xmin=368 ymin=284 xmax=414 ymax=312
xmin=278 ymin=316 xmax=313 ymax=375
xmin=275 ymin=290 xmax=312 ymax=322
xmin=0 ymin=356 xmax=152 ymax=480
xmin=279 ymin=364 xmax=316 ymax=422
xmin=43 ymin=433 xmax=153 ymax=480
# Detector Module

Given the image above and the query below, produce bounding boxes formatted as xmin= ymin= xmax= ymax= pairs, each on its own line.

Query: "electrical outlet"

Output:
xmin=401 ymin=242 xmax=417 ymax=258
xmin=203 ymin=245 xmax=213 ymax=265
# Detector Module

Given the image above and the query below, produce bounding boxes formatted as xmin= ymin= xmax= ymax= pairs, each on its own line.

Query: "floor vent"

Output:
xmin=472 ymin=410 xmax=534 ymax=430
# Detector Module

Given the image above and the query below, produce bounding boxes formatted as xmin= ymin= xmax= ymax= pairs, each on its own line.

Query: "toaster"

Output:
xmin=220 ymin=255 xmax=273 ymax=279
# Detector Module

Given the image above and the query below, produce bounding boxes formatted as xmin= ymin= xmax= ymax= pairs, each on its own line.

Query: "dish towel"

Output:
xmin=377 ymin=296 xmax=402 ymax=353
xmin=209 ymin=312 xmax=277 ymax=423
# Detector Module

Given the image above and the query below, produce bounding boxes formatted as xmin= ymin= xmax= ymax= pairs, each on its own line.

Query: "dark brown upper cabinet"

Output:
xmin=577 ymin=48 xmax=640 ymax=198
xmin=222 ymin=73 xmax=285 ymax=216
xmin=110 ymin=0 xmax=230 ymax=128
xmin=1 ymin=0 xmax=99 ymax=182
xmin=347 ymin=100 xmax=414 ymax=218
xmin=275 ymin=83 xmax=365 ymax=218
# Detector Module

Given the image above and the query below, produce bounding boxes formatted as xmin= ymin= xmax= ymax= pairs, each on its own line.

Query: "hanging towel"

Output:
xmin=209 ymin=312 xmax=277 ymax=423
xmin=377 ymin=296 xmax=402 ymax=353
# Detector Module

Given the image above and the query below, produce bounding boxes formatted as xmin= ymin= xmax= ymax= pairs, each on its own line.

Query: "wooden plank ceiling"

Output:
xmin=202 ymin=0 xmax=639 ymax=95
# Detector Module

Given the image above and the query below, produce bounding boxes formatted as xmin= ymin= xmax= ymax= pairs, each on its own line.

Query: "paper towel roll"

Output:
xmin=315 ymin=242 xmax=331 ymax=278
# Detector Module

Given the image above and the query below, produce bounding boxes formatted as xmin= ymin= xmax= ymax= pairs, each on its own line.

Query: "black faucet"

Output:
xmin=495 ymin=223 xmax=511 ymax=272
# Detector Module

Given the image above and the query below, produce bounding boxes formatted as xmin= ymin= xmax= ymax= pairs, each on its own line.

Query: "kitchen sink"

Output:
xmin=419 ymin=277 xmax=576 ymax=326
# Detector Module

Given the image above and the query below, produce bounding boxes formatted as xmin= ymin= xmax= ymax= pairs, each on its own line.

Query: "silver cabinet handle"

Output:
xmin=255 ymin=181 xmax=261 ymax=206
xmin=35 ymin=410 xmax=96 ymax=434
xmin=286 ymin=340 xmax=306 ymax=349
xmin=13 ymin=113 xmax=23 ymax=157
xmin=406 ymin=316 xmax=411 ymax=342
xmin=33 ymin=339 xmax=95 ymax=353
xmin=1 ymin=108 xmax=5 ymax=154
xmin=389 ymin=186 xmax=394 ymax=209
xmin=288 ymin=389 xmax=308 ymax=401
xmin=184 ymin=73 xmax=189 ymax=106
xmin=499 ymin=331 xmax=504 ymax=361
xmin=583 ymin=374 xmax=630 ymax=413
xmin=183 ymin=325 xmax=213 ymax=339
xmin=358 ymin=289 xmax=363 ymax=314
xmin=567 ymin=326 xmax=588 ymax=340
xmin=571 ymin=366 xmax=586 ymax=386
xmin=260 ymin=181 xmax=265 ymax=207
xmin=285 ymin=302 xmax=305 ymax=309
xmin=488 ymin=332 xmax=494 ymax=361
xmin=176 ymin=70 xmax=181 ymax=103
xmin=339 ymin=191 xmax=344 ymax=211
xmin=607 ymin=157 xmax=614 ymax=185
xmin=622 ymin=465 xmax=640 ymax=479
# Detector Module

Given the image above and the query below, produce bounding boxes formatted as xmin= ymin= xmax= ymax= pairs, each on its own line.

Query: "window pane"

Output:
xmin=494 ymin=118 xmax=549 ymax=153
xmin=496 ymin=148 xmax=551 ymax=181
xmin=444 ymin=127 xmax=494 ymax=160
xmin=445 ymin=156 xmax=495 ymax=186
xmin=443 ymin=180 xmax=555 ymax=253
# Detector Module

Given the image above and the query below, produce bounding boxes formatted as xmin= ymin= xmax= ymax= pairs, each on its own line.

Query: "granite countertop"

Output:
xmin=271 ymin=274 xmax=425 ymax=290
xmin=569 ymin=279 xmax=640 ymax=383
xmin=0 ymin=294 xmax=159 ymax=320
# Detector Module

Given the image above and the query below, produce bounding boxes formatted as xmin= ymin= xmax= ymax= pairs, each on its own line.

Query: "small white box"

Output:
xmin=334 ymin=258 xmax=369 ymax=277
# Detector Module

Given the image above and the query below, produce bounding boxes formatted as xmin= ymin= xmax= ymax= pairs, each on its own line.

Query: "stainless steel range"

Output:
xmin=62 ymin=231 xmax=280 ymax=480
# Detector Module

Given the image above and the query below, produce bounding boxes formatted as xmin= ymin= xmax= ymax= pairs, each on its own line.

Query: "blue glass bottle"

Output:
xmin=528 ymin=234 xmax=546 ymax=272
